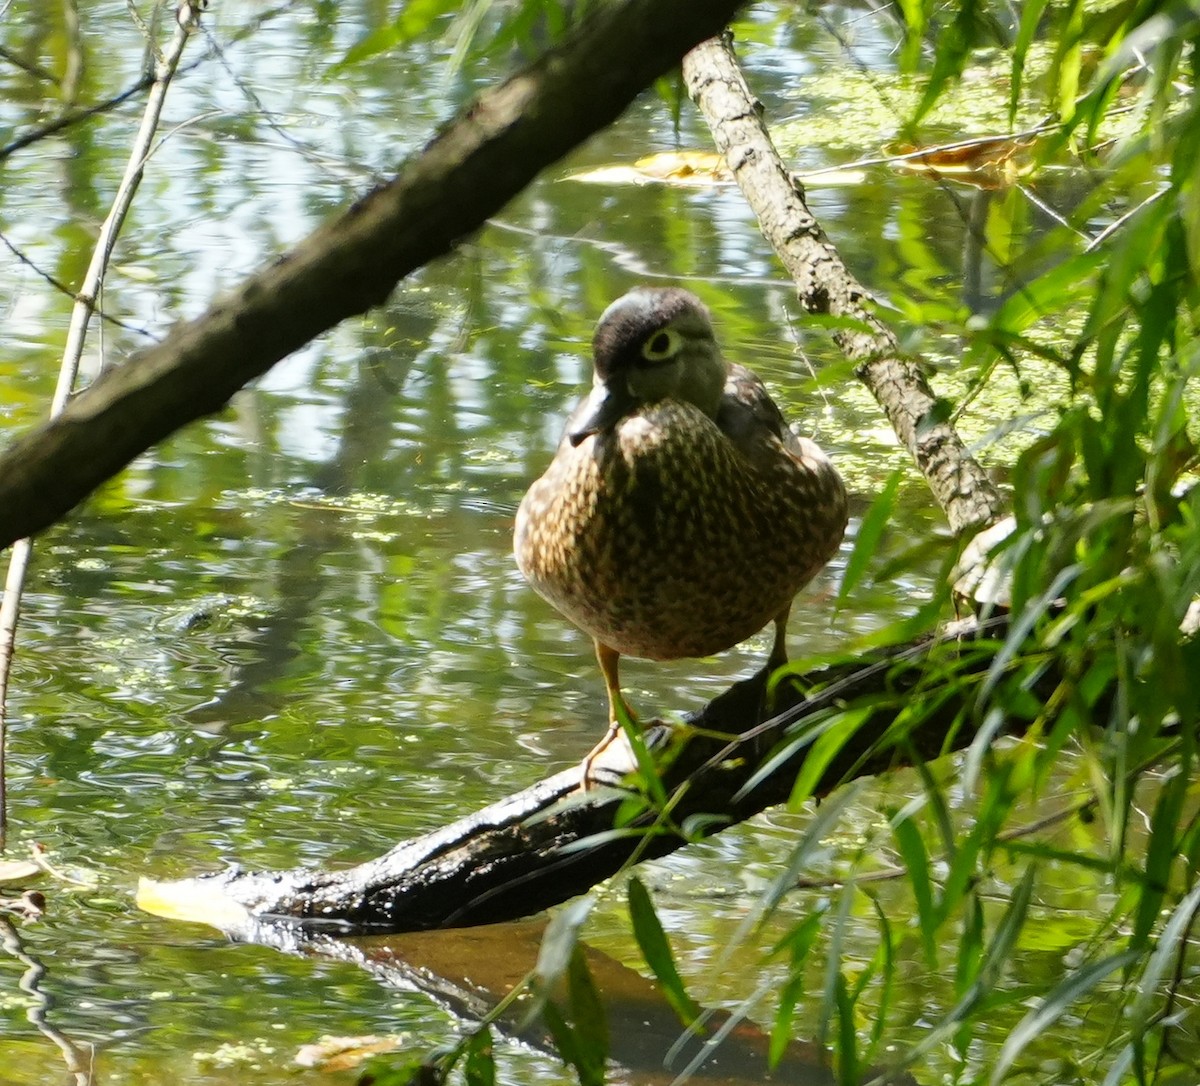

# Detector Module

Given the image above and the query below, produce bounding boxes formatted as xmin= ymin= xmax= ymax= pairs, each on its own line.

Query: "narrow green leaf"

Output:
xmin=667 ymin=989 xmax=764 ymax=1085
xmin=771 ymin=909 xmax=826 ymax=961
xmin=770 ymin=972 xmax=807 ymax=1069
xmin=990 ymin=249 xmax=1106 ymax=335
xmin=834 ymin=970 xmax=859 ymax=1086
xmin=616 ymin=702 xmax=667 ymax=809
xmin=955 ymin=892 xmax=985 ymax=995
xmin=730 ymin=781 xmax=864 ymax=955
xmin=818 ymin=882 xmax=857 ymax=1049
xmin=910 ymin=0 xmax=987 ymax=126
xmin=945 ymin=768 xmax=1015 ymax=926
xmin=1054 ymin=0 xmax=1085 ymax=122
xmin=446 ymin=0 xmax=492 ymax=74
xmin=769 ymin=910 xmax=825 ymax=1067
xmin=977 ymin=865 xmax=1037 ymax=990
xmin=788 ymin=707 xmax=873 ymax=811
xmin=980 ymin=564 xmax=1081 ymax=705
xmin=338 ymin=0 xmax=454 ymax=67
xmin=891 ymin=814 xmax=938 ymax=967
xmin=356 ymin=1051 xmax=440 ymax=1086
xmin=541 ymin=1001 xmax=588 ymax=1084
xmin=1128 ymin=883 xmax=1200 ymax=1031
xmin=1010 ymin=0 xmax=1051 ymax=124
xmin=838 ymin=469 xmax=903 ymax=604
xmin=566 ymin=948 xmax=609 ymax=1086
xmin=627 ymin=877 xmax=701 ymax=1026
xmin=1089 ymin=1 xmax=1200 ymax=103
xmin=653 ymin=70 xmax=685 ymax=133
xmin=536 ymin=896 xmax=595 ymax=990
xmin=1000 ymin=838 xmax=1118 ymax=873
xmin=733 ymin=706 xmax=840 ymax=803
xmin=989 ymin=949 xmax=1141 ymax=1085
xmin=909 ymin=753 xmax=957 ymax=862
xmin=961 ymin=706 xmax=1008 ymax=797
xmin=896 ymin=867 xmax=1037 ymax=1068
xmin=863 ymin=899 xmax=895 ymax=1067
xmin=464 ymin=1026 xmax=495 ymax=1086
xmin=892 ymin=0 xmax=927 ymax=70
xmin=1132 ymin=711 xmax=1191 ymax=948
xmin=1100 ymin=1043 xmax=1136 ymax=1086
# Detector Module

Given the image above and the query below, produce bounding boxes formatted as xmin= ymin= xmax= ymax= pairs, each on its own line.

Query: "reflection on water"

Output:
xmin=0 ymin=3 xmax=1132 ymax=1085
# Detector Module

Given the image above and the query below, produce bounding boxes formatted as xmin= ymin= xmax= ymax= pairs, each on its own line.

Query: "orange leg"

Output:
xmin=580 ymin=640 xmax=636 ymax=787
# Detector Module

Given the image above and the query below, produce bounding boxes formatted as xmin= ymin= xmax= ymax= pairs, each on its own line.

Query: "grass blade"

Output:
xmin=838 ymin=469 xmax=903 ymax=604
xmin=890 ymin=813 xmax=938 ymax=967
xmin=989 ymin=949 xmax=1141 ymax=1085
xmin=628 ymin=877 xmax=701 ymax=1026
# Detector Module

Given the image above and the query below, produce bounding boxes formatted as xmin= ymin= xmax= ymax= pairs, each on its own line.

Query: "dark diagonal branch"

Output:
xmin=0 ymin=0 xmax=744 ymax=551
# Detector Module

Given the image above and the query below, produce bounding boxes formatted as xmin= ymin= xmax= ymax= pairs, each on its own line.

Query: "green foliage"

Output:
xmin=909 ymin=0 xmax=999 ymax=127
xmin=627 ymin=877 xmax=702 ymax=1026
xmin=769 ymin=910 xmax=824 ymax=1067
xmin=367 ymin=1 xmax=1198 ymax=1083
xmin=540 ymin=949 xmax=610 ymax=1086
xmin=338 ymin=0 xmax=591 ymax=72
xmin=756 ymin=0 xmax=1200 ymax=1080
xmin=463 ymin=1026 xmax=496 ymax=1086
xmin=838 ymin=468 xmax=904 ymax=604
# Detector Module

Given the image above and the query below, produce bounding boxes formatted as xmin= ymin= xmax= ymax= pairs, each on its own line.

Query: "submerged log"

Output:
xmin=139 ymin=619 xmax=1000 ymax=936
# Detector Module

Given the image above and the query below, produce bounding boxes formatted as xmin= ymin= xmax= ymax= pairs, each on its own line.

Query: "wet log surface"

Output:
xmin=144 ymin=619 xmax=1002 ymax=936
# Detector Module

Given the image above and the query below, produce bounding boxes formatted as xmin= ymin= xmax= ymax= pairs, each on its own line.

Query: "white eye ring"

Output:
xmin=641 ymin=327 xmax=682 ymax=363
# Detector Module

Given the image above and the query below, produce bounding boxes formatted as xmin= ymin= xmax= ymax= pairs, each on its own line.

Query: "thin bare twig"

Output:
xmin=0 ymin=44 xmax=59 ymax=84
xmin=1086 ymin=184 xmax=1170 ymax=252
xmin=0 ymin=0 xmax=207 ymax=846
xmin=0 ymin=78 xmax=153 ymax=163
xmin=0 ymin=229 xmax=159 ymax=341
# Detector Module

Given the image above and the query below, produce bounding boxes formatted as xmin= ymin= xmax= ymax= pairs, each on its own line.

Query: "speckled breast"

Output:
xmin=515 ymin=400 xmax=846 ymax=661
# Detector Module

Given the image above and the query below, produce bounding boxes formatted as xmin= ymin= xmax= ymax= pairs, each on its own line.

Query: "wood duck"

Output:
xmin=515 ymin=287 xmax=848 ymax=783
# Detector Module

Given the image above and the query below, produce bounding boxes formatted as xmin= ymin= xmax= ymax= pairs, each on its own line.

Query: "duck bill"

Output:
xmin=567 ymin=385 xmax=630 ymax=447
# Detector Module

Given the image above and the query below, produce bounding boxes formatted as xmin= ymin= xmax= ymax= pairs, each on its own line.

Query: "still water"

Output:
xmin=0 ymin=4 xmax=1134 ymax=1085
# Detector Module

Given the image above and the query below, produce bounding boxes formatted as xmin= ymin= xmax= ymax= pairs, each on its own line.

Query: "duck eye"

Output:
xmin=641 ymin=328 xmax=679 ymax=363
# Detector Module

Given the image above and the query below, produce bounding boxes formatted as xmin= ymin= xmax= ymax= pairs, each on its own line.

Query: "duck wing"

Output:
xmin=715 ymin=363 xmax=805 ymax=464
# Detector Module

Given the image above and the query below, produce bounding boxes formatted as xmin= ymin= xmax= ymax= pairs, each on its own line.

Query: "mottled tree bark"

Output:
xmin=683 ymin=36 xmax=1007 ymax=534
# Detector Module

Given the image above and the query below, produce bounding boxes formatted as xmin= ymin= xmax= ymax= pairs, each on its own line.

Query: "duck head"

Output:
xmin=568 ymin=287 xmax=727 ymax=447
